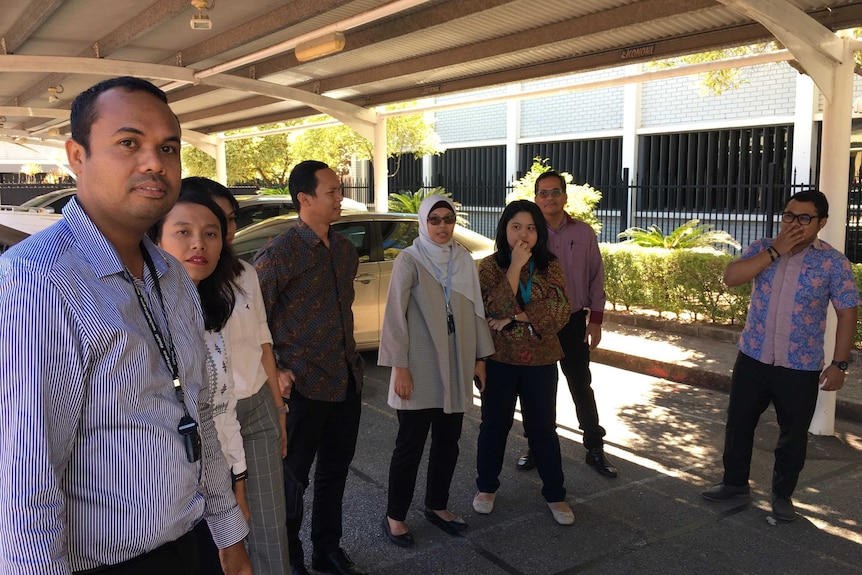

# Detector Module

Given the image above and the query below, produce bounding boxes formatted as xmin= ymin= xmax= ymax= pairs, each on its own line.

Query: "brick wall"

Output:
xmin=641 ymin=63 xmax=797 ymax=127
xmin=434 ymin=86 xmax=509 ymax=142
xmin=521 ymin=68 xmax=625 ymax=136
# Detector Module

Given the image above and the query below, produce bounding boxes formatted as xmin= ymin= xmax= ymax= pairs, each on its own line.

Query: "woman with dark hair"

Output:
xmin=190 ymin=176 xmax=291 ymax=575
xmin=378 ymin=195 xmax=495 ymax=546
xmin=148 ymin=185 xmax=249 ymax=573
xmin=473 ymin=200 xmax=574 ymax=525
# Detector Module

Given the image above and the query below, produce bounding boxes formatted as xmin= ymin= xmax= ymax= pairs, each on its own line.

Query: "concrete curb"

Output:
xmin=593 ymin=348 xmax=732 ymax=393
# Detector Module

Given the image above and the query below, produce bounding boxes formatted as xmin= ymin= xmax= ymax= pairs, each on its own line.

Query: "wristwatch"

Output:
xmin=831 ymin=360 xmax=849 ymax=372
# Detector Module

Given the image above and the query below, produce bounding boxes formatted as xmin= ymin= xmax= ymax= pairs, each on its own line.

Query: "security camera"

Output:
xmin=190 ymin=14 xmax=212 ymax=30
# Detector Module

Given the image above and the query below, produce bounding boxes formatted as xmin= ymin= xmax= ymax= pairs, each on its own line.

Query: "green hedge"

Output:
xmin=600 ymin=245 xmax=862 ymax=330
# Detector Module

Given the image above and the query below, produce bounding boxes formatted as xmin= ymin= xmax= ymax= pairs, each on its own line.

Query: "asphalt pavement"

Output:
xmin=290 ymin=320 xmax=862 ymax=575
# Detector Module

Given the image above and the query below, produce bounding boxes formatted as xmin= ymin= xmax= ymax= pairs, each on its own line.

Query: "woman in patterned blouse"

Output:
xmin=473 ymin=200 xmax=575 ymax=525
xmin=149 ymin=185 xmax=247 ymax=572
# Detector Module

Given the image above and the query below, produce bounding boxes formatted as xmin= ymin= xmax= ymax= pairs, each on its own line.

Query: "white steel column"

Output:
xmin=791 ymin=74 xmax=816 ymax=184
xmin=622 ymin=64 xmax=642 ymax=231
xmin=506 ymin=84 xmax=521 ymax=184
xmin=811 ymin=36 xmax=854 ymax=435
xmin=422 ymin=111 xmax=434 ymax=188
xmin=374 ymin=117 xmax=389 ymax=212
xmin=215 ymin=135 xmax=227 ymax=186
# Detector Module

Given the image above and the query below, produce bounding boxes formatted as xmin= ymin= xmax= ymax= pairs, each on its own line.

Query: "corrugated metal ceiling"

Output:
xmin=1 ymin=0 xmax=862 ymax=142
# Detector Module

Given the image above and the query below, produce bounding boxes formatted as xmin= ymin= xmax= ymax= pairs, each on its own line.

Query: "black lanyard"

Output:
xmin=127 ymin=247 xmax=187 ymax=410
xmin=126 ymin=245 xmax=201 ymax=462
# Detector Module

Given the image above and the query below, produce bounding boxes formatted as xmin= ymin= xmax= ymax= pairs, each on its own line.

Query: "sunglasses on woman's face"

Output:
xmin=427 ymin=214 xmax=457 ymax=225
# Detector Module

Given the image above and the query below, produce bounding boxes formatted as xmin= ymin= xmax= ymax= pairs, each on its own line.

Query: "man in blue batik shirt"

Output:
xmin=702 ymin=190 xmax=859 ymax=522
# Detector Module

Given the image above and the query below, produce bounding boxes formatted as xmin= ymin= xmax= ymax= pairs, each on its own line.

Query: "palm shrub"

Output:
xmin=619 ymin=219 xmax=741 ymax=251
xmin=506 ymin=158 xmax=602 ymax=235
xmin=388 ymin=187 xmax=469 ymax=227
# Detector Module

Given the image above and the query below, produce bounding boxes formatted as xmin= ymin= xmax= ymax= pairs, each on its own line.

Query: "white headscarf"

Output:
xmin=405 ymin=195 xmax=485 ymax=319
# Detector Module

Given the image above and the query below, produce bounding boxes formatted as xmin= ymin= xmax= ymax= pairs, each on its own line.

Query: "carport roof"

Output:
xmin=2 ymin=0 xmax=862 ymax=146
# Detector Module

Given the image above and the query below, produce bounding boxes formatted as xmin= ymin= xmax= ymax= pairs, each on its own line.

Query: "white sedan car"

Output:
xmin=233 ymin=212 xmax=495 ymax=350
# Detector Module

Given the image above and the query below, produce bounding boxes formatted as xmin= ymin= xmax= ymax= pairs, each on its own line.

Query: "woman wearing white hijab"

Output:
xmin=378 ymin=195 xmax=495 ymax=546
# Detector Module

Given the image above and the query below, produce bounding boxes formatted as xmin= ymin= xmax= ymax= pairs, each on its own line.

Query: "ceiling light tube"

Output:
xmin=295 ymin=32 xmax=346 ymax=62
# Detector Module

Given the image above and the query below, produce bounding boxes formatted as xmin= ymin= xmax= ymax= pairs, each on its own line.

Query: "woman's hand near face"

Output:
xmin=393 ymin=366 xmax=414 ymax=400
xmin=510 ymin=239 xmax=532 ymax=270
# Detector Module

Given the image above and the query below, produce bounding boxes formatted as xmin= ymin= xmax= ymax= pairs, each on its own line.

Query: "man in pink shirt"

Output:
xmin=702 ymin=190 xmax=859 ymax=522
xmin=516 ymin=171 xmax=618 ymax=479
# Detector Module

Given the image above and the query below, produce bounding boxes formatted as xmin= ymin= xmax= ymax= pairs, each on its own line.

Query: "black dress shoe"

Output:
xmin=517 ymin=450 xmax=535 ymax=471
xmin=291 ymin=564 xmax=311 ymax=575
xmin=311 ymin=548 xmax=369 ymax=575
xmin=382 ymin=515 xmax=415 ymax=547
xmin=701 ymin=483 xmax=750 ymax=501
xmin=771 ymin=494 xmax=798 ymax=522
xmin=423 ymin=507 xmax=468 ymax=533
xmin=585 ymin=448 xmax=618 ymax=478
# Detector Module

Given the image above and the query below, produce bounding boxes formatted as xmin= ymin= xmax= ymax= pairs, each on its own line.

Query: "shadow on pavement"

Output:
xmin=290 ymin=351 xmax=862 ymax=575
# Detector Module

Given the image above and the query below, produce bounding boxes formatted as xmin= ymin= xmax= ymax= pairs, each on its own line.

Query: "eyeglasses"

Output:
xmin=536 ymin=188 xmax=564 ymax=198
xmin=781 ymin=211 xmax=819 ymax=226
xmin=427 ymin=214 xmax=457 ymax=225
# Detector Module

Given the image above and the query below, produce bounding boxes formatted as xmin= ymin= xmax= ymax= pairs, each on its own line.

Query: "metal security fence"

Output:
xmin=846 ymin=180 xmax=862 ymax=263
xmin=345 ymin=168 xmax=820 ymax=252
xmin=596 ymin=164 xmax=815 ymax=251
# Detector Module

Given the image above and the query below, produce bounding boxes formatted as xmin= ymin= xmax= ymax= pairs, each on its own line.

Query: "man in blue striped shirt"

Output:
xmin=0 ymin=77 xmax=250 ymax=574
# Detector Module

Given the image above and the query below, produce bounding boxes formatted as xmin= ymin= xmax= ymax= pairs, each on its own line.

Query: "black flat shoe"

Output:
xmin=424 ymin=507 xmax=468 ymax=533
xmin=382 ymin=515 xmax=415 ymax=547
xmin=517 ymin=450 xmax=535 ymax=471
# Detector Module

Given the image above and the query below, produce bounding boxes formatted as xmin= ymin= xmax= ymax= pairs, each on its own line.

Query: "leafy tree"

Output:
xmin=181 ymin=146 xmax=216 ymax=180
xmin=290 ymin=123 xmax=361 ymax=179
xmin=182 ymin=124 xmax=297 ymax=186
xmin=388 ymin=187 xmax=468 ymax=226
xmin=648 ymin=43 xmax=777 ymax=96
xmin=506 ymin=157 xmax=602 ymax=234
xmin=619 ymin=219 xmax=741 ymax=250
xmin=181 ymin=105 xmax=440 ymax=184
xmin=357 ymin=104 xmax=442 ymax=177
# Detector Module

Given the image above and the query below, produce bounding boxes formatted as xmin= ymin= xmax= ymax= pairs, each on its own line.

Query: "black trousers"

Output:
xmin=477 ymin=361 xmax=565 ymax=502
xmin=73 ymin=523 xmax=203 ymax=575
xmin=283 ymin=380 xmax=362 ymax=565
xmin=558 ymin=310 xmax=606 ymax=449
xmin=386 ymin=408 xmax=464 ymax=520
xmin=722 ymin=352 xmax=820 ymax=498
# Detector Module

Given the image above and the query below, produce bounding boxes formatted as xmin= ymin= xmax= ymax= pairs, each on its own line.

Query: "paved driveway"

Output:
xmin=297 ymin=352 xmax=862 ymax=574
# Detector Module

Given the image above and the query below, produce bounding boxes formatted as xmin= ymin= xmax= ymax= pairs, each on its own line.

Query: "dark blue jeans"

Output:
xmin=476 ymin=361 xmax=566 ymax=502
xmin=722 ymin=352 xmax=820 ymax=498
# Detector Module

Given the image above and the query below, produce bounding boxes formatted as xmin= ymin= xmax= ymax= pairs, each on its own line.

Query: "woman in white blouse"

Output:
xmin=149 ymin=184 xmax=248 ymax=573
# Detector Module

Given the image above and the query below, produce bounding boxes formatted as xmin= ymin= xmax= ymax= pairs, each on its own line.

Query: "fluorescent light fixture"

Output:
xmin=295 ymin=32 xmax=346 ymax=62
